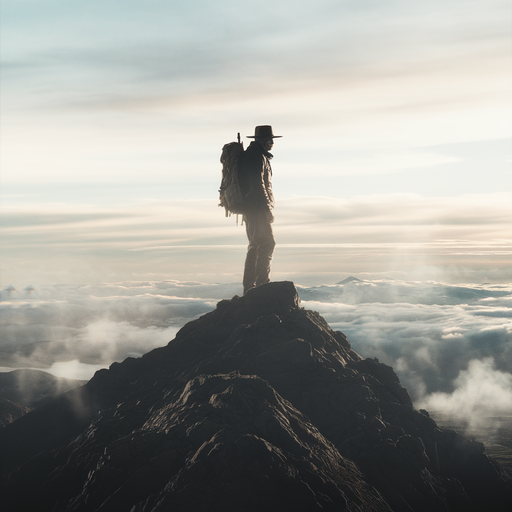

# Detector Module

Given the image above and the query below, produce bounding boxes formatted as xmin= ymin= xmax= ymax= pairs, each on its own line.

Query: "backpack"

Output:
xmin=219 ymin=133 xmax=246 ymax=221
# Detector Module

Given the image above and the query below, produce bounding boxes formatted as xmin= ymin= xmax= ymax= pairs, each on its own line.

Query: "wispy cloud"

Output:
xmin=1 ymin=0 xmax=510 ymax=205
xmin=2 ymin=194 xmax=511 ymax=285
xmin=3 ymin=0 xmax=509 ymax=133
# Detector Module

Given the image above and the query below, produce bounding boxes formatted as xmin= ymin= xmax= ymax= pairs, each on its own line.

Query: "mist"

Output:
xmin=0 ymin=281 xmax=221 ymax=373
xmin=416 ymin=358 xmax=512 ymax=430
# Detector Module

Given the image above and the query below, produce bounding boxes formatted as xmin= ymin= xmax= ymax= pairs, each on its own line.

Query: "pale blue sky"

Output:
xmin=1 ymin=0 xmax=511 ymax=286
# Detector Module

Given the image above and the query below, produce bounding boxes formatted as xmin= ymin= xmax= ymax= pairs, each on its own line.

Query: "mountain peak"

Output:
xmin=1 ymin=281 xmax=510 ymax=511
xmin=337 ymin=276 xmax=363 ymax=285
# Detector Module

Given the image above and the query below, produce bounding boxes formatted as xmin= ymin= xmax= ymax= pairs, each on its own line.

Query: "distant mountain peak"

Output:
xmin=0 ymin=281 xmax=510 ymax=512
xmin=337 ymin=276 xmax=363 ymax=285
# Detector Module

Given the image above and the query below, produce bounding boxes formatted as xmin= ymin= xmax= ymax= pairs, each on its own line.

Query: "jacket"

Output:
xmin=240 ymin=140 xmax=274 ymax=212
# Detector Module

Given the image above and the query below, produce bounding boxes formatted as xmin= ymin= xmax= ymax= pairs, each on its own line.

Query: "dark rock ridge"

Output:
xmin=0 ymin=282 xmax=510 ymax=511
xmin=0 ymin=369 xmax=86 ymax=427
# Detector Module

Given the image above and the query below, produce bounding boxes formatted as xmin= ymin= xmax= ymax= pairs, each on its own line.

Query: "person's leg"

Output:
xmin=243 ymin=210 xmax=276 ymax=293
xmin=244 ymin=211 xmax=276 ymax=293
xmin=254 ymin=217 xmax=275 ymax=287
xmin=243 ymin=214 xmax=258 ymax=294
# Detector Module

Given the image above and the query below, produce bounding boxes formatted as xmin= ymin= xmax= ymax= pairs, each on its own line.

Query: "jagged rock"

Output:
xmin=0 ymin=282 xmax=510 ymax=512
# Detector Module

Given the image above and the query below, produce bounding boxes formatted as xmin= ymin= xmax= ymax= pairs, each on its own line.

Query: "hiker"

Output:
xmin=240 ymin=125 xmax=281 ymax=295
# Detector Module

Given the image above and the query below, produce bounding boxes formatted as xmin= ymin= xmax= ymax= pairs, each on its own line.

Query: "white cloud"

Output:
xmin=299 ymin=279 xmax=512 ymax=405
xmin=417 ymin=358 xmax=512 ymax=430
xmin=441 ymin=332 xmax=464 ymax=339
xmin=0 ymin=281 xmax=221 ymax=379
xmin=45 ymin=360 xmax=108 ymax=381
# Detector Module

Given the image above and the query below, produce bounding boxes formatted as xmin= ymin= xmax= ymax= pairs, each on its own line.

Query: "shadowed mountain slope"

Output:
xmin=0 ymin=282 xmax=510 ymax=511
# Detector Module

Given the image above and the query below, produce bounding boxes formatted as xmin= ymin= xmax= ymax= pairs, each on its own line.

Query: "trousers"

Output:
xmin=242 ymin=210 xmax=276 ymax=294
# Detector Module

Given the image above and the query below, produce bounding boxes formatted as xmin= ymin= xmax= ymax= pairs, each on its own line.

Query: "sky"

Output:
xmin=1 ymin=1 xmax=511 ymax=427
xmin=1 ymin=0 xmax=510 ymax=286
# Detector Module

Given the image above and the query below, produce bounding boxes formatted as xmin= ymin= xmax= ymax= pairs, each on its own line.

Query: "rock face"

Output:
xmin=0 ymin=282 xmax=510 ymax=511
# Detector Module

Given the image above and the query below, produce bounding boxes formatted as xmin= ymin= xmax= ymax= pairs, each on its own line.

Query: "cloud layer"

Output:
xmin=298 ymin=279 xmax=512 ymax=429
xmin=1 ymin=277 xmax=511 ymax=431
xmin=0 ymin=281 xmax=226 ymax=372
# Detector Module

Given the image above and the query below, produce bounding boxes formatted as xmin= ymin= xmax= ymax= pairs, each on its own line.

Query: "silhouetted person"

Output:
xmin=240 ymin=125 xmax=281 ymax=294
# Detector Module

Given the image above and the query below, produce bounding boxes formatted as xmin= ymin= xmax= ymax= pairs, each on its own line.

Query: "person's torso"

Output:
xmin=241 ymin=142 xmax=274 ymax=208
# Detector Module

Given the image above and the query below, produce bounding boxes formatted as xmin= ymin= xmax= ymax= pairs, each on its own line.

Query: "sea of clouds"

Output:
xmin=298 ymin=279 xmax=512 ymax=430
xmin=1 ymin=277 xmax=511 ymax=431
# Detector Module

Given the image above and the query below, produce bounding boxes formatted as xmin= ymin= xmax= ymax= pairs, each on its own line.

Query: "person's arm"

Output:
xmin=242 ymin=150 xmax=271 ymax=209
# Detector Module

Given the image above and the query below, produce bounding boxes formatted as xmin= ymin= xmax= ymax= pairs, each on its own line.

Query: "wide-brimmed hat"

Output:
xmin=247 ymin=125 xmax=282 ymax=139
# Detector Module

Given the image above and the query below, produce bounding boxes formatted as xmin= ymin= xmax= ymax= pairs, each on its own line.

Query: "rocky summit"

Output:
xmin=0 ymin=281 xmax=510 ymax=511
